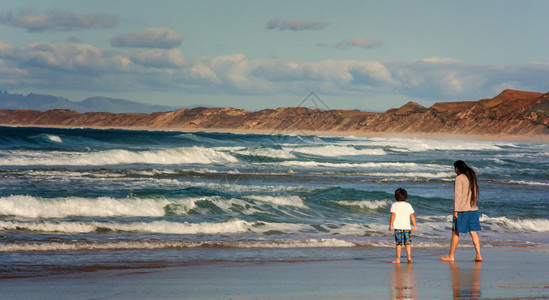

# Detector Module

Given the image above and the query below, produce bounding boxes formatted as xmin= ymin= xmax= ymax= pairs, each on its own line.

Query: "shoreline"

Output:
xmin=2 ymin=123 xmax=548 ymax=143
xmin=2 ymin=247 xmax=548 ymax=299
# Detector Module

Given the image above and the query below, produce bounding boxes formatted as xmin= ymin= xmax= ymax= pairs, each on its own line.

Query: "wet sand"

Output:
xmin=2 ymin=247 xmax=548 ymax=299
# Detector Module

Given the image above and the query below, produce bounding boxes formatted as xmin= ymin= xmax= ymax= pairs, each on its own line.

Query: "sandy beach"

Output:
xmin=2 ymin=247 xmax=548 ymax=299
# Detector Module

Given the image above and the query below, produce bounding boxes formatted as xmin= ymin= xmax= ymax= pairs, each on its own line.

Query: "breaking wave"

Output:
xmin=332 ymin=200 xmax=391 ymax=210
xmin=292 ymin=145 xmax=386 ymax=157
xmin=0 ymin=219 xmax=307 ymax=235
xmin=505 ymin=180 xmax=549 ymax=186
xmin=482 ymin=215 xmax=549 ymax=232
xmin=0 ymin=238 xmax=356 ymax=252
xmin=0 ymin=195 xmax=311 ymax=219
xmin=0 ymin=146 xmax=238 ymax=166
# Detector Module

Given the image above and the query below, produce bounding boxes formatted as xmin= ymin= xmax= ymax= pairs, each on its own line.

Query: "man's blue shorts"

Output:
xmin=394 ymin=229 xmax=412 ymax=245
xmin=453 ymin=211 xmax=482 ymax=233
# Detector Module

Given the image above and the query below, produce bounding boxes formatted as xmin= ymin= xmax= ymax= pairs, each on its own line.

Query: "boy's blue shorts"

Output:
xmin=453 ymin=211 xmax=482 ymax=233
xmin=394 ymin=229 xmax=412 ymax=245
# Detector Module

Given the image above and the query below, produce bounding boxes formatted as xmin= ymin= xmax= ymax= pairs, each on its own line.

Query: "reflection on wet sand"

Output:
xmin=450 ymin=262 xmax=482 ymax=299
xmin=390 ymin=263 xmax=417 ymax=300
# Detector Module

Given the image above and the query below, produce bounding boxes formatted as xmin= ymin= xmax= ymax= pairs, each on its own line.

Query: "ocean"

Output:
xmin=0 ymin=126 xmax=547 ymax=278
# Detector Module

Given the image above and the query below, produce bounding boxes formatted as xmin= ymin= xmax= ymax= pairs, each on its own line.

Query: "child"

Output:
xmin=389 ymin=188 xmax=417 ymax=263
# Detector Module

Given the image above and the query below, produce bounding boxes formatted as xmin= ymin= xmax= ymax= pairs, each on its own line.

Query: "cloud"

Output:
xmin=0 ymin=41 xmax=548 ymax=103
xmin=0 ymin=9 xmax=119 ymax=32
xmin=18 ymin=43 xmax=131 ymax=73
xmin=0 ymin=42 xmax=133 ymax=91
xmin=110 ymin=28 xmax=183 ymax=49
xmin=131 ymin=49 xmax=186 ymax=68
xmin=266 ymin=18 xmax=329 ymax=31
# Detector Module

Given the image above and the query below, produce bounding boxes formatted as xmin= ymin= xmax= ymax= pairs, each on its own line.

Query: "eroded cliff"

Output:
xmin=1 ymin=89 xmax=547 ymax=136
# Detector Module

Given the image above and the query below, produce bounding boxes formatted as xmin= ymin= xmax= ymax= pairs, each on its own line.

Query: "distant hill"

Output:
xmin=0 ymin=91 xmax=181 ymax=113
xmin=0 ymin=89 xmax=548 ymax=136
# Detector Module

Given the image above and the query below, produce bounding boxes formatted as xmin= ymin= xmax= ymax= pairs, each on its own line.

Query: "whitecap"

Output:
xmin=292 ymin=145 xmax=386 ymax=157
xmin=0 ymin=238 xmax=356 ymax=252
xmin=45 ymin=134 xmax=63 ymax=143
xmin=332 ymin=200 xmax=391 ymax=210
xmin=504 ymin=180 xmax=549 ymax=186
xmin=482 ymin=215 xmax=549 ymax=232
xmin=243 ymin=195 xmax=307 ymax=208
xmin=0 ymin=146 xmax=239 ymax=166
xmin=0 ymin=195 xmax=169 ymax=218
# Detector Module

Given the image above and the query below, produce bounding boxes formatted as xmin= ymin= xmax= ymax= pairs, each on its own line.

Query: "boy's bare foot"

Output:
xmin=473 ymin=257 xmax=483 ymax=262
xmin=440 ymin=255 xmax=454 ymax=262
xmin=407 ymin=258 xmax=413 ymax=263
xmin=391 ymin=260 xmax=401 ymax=264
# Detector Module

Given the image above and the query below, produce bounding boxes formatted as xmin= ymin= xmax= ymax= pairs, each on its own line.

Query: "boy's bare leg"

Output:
xmin=392 ymin=245 xmax=402 ymax=263
xmin=440 ymin=231 xmax=459 ymax=261
xmin=470 ymin=231 xmax=482 ymax=261
xmin=405 ymin=244 xmax=412 ymax=263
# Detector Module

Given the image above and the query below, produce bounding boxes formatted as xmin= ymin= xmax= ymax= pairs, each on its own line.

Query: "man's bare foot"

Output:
xmin=407 ymin=258 xmax=413 ymax=263
xmin=392 ymin=260 xmax=401 ymax=264
xmin=440 ymin=255 xmax=454 ymax=262
xmin=473 ymin=257 xmax=483 ymax=262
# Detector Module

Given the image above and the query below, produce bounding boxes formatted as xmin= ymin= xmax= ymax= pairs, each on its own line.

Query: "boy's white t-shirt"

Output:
xmin=390 ymin=201 xmax=415 ymax=230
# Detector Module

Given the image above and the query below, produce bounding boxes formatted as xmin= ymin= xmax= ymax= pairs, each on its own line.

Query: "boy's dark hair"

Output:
xmin=394 ymin=188 xmax=407 ymax=201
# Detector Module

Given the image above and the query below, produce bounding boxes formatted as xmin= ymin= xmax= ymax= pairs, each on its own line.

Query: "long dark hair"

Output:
xmin=454 ymin=160 xmax=479 ymax=207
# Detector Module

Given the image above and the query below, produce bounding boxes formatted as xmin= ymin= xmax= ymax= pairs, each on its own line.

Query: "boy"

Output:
xmin=389 ymin=188 xmax=417 ymax=263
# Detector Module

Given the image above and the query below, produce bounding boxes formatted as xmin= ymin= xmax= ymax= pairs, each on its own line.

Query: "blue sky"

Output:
xmin=0 ymin=0 xmax=548 ymax=111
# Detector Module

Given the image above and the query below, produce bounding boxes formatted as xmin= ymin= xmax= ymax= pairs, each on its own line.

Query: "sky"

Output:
xmin=0 ymin=0 xmax=548 ymax=112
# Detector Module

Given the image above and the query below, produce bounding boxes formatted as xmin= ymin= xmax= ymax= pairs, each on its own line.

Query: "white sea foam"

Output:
xmin=482 ymin=216 xmax=549 ymax=232
xmin=214 ymin=146 xmax=247 ymax=151
xmin=126 ymin=177 xmax=315 ymax=197
xmin=342 ymin=137 xmax=509 ymax=152
xmin=234 ymin=147 xmax=296 ymax=159
xmin=0 ymin=241 xmax=199 ymax=252
xmin=364 ymin=240 xmax=463 ymax=249
xmin=367 ymin=171 xmax=454 ymax=178
xmin=0 ymin=238 xmax=356 ymax=252
xmin=333 ymin=200 xmax=391 ymax=210
xmin=505 ymin=180 xmax=549 ymax=186
xmin=0 ymin=219 xmax=310 ymax=235
xmin=45 ymin=134 xmax=63 ymax=143
xmin=0 ymin=220 xmax=98 ymax=233
xmin=243 ymin=195 xmax=306 ymax=208
xmin=0 ymin=219 xmax=253 ymax=234
xmin=0 ymin=146 xmax=238 ymax=166
xmin=110 ymin=219 xmax=254 ymax=234
xmin=0 ymin=195 xmax=275 ymax=218
xmin=485 ymin=157 xmax=506 ymax=164
xmin=276 ymin=161 xmax=442 ymax=171
xmin=419 ymin=214 xmax=549 ymax=234
xmin=0 ymin=195 xmax=169 ymax=218
xmin=226 ymin=238 xmax=356 ymax=248
xmin=274 ymin=159 xmax=453 ymax=178
xmin=292 ymin=145 xmax=386 ymax=157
